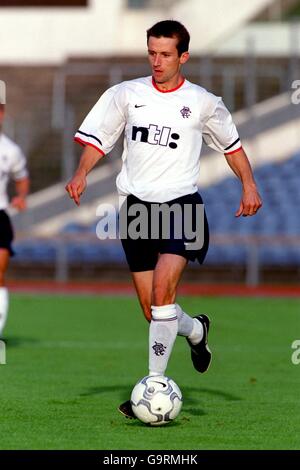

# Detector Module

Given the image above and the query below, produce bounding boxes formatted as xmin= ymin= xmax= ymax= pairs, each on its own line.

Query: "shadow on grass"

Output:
xmin=80 ymin=385 xmax=132 ymax=401
xmin=79 ymin=384 xmax=241 ymax=424
xmin=80 ymin=384 xmax=241 ymax=403
xmin=125 ymin=419 xmax=183 ymax=428
xmin=2 ymin=335 xmax=40 ymax=348
xmin=184 ymin=386 xmax=241 ymax=403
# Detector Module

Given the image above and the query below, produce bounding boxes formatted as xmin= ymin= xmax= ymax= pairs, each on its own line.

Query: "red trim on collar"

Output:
xmin=152 ymin=76 xmax=185 ymax=93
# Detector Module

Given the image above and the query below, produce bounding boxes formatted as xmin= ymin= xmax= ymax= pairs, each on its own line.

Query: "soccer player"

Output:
xmin=66 ymin=20 xmax=262 ymax=418
xmin=0 ymin=104 xmax=30 ymax=337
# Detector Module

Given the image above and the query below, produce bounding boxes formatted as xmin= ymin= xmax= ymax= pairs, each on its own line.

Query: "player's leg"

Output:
xmin=119 ymin=254 xmax=185 ymax=419
xmin=0 ymin=249 xmax=10 ymax=337
xmin=152 ymin=253 xmax=187 ymax=306
xmin=130 ymin=258 xmax=205 ymax=373
xmin=176 ymin=303 xmax=203 ymax=340
xmin=158 ymin=192 xmax=212 ymax=373
xmin=131 ymin=270 xmax=199 ymax=338
xmin=175 ymin=303 xmax=211 ymax=374
xmin=148 ymin=253 xmax=186 ymax=376
xmin=131 ymin=270 xmax=153 ymax=322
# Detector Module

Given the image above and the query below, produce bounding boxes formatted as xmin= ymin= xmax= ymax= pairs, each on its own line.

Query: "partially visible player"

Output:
xmin=0 ymin=104 xmax=30 ymax=337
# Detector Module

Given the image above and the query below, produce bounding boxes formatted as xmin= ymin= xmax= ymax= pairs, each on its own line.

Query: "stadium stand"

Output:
xmin=11 ymin=150 xmax=300 ymax=279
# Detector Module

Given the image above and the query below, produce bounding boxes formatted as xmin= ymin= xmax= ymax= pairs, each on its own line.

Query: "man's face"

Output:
xmin=147 ymin=36 xmax=189 ymax=84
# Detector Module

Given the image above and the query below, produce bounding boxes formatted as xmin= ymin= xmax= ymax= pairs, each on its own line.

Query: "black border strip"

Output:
xmin=76 ymin=130 xmax=102 ymax=146
xmin=224 ymin=137 xmax=240 ymax=151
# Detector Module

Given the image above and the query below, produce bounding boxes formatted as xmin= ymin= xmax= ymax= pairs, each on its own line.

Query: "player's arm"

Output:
xmin=67 ymin=85 xmax=126 ymax=206
xmin=11 ymin=177 xmax=30 ymax=211
xmin=202 ymin=95 xmax=262 ymax=217
xmin=65 ymin=145 xmax=104 ymax=206
xmin=225 ymin=147 xmax=262 ymax=217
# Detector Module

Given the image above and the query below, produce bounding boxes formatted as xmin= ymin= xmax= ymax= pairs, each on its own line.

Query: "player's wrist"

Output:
xmin=75 ymin=167 xmax=88 ymax=178
xmin=242 ymin=180 xmax=258 ymax=192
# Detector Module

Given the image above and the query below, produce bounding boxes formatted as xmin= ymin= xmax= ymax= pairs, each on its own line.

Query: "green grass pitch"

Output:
xmin=0 ymin=293 xmax=299 ymax=450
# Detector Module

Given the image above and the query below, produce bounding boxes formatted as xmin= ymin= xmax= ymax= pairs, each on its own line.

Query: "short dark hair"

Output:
xmin=147 ymin=20 xmax=190 ymax=56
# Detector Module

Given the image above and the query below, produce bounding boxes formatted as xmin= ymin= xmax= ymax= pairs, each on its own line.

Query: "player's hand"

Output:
xmin=235 ymin=187 xmax=262 ymax=217
xmin=65 ymin=170 xmax=87 ymax=206
xmin=11 ymin=196 xmax=27 ymax=211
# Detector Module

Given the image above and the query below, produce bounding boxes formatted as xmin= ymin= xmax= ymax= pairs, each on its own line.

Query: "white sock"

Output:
xmin=188 ymin=318 xmax=204 ymax=345
xmin=149 ymin=304 xmax=178 ymax=376
xmin=0 ymin=287 xmax=9 ymax=336
xmin=175 ymin=303 xmax=194 ymax=337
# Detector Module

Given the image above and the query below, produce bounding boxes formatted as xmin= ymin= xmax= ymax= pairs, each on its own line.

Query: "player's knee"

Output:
xmin=152 ymin=284 xmax=174 ymax=306
xmin=0 ymin=270 xmax=5 ymax=286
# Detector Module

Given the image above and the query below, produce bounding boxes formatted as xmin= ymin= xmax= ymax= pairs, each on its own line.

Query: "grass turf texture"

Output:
xmin=0 ymin=294 xmax=299 ymax=450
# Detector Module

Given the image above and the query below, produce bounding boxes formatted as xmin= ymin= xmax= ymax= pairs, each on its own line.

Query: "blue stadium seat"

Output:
xmin=61 ymin=222 xmax=90 ymax=233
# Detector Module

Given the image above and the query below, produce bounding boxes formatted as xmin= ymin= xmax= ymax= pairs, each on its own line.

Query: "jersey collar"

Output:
xmin=152 ymin=76 xmax=185 ymax=93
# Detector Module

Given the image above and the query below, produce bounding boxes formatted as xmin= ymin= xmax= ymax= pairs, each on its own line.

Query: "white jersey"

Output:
xmin=0 ymin=133 xmax=28 ymax=210
xmin=75 ymin=76 xmax=241 ymax=202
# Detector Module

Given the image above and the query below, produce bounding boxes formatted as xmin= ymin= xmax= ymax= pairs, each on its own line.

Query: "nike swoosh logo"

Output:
xmin=153 ymin=381 xmax=167 ymax=388
xmin=135 ymin=104 xmax=146 ymax=108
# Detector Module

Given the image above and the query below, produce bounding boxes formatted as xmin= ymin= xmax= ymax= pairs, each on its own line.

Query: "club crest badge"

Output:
xmin=180 ymin=106 xmax=191 ymax=118
xmin=152 ymin=341 xmax=167 ymax=356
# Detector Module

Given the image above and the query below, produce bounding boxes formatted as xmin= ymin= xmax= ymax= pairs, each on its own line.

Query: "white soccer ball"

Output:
xmin=130 ymin=375 xmax=183 ymax=426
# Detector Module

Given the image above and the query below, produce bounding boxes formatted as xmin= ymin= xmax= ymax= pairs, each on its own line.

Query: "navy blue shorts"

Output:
xmin=0 ymin=210 xmax=14 ymax=256
xmin=120 ymin=192 xmax=209 ymax=272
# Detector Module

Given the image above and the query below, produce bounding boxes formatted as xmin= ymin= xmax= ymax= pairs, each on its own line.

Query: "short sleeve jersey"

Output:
xmin=0 ymin=133 xmax=28 ymax=210
xmin=75 ymin=76 xmax=241 ymax=203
